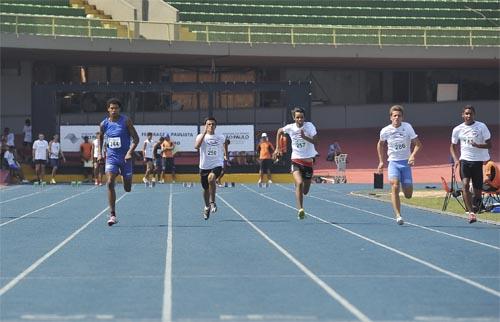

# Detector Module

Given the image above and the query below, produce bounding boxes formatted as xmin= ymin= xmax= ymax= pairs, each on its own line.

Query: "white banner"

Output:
xmin=60 ymin=125 xmax=198 ymax=152
xmin=135 ymin=125 xmax=197 ymax=152
xmin=60 ymin=125 xmax=100 ymax=152
xmin=200 ymin=125 xmax=255 ymax=152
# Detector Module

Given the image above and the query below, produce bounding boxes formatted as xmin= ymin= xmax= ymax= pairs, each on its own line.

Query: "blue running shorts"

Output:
xmin=388 ymin=160 xmax=413 ymax=186
xmin=105 ymin=159 xmax=133 ymax=179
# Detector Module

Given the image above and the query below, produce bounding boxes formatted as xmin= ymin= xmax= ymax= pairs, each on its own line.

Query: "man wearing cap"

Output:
xmin=257 ymin=132 xmax=275 ymax=186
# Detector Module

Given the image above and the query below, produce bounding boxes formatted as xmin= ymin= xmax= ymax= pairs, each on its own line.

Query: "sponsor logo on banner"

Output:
xmin=135 ymin=125 xmax=197 ymax=152
xmin=60 ymin=126 xmax=100 ymax=152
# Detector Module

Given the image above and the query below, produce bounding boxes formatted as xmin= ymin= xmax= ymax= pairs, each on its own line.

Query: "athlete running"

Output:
xmin=98 ymin=98 xmax=139 ymax=226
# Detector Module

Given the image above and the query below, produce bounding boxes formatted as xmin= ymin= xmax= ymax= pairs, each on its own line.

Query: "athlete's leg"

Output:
xmin=292 ymin=170 xmax=304 ymax=210
xmin=390 ymin=178 xmax=402 ymax=218
xmin=400 ymin=164 xmax=413 ymax=199
xmin=461 ymin=177 xmax=474 ymax=213
xmin=122 ymin=159 xmax=133 ymax=192
xmin=35 ymin=163 xmax=41 ymax=181
xmin=208 ymin=172 xmax=217 ymax=204
xmin=106 ymin=172 xmax=118 ymax=213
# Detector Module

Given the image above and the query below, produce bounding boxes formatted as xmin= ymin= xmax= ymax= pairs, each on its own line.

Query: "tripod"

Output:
xmin=441 ymin=162 xmax=466 ymax=212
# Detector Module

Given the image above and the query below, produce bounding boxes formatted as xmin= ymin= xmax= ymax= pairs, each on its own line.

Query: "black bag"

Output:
xmin=374 ymin=173 xmax=383 ymax=189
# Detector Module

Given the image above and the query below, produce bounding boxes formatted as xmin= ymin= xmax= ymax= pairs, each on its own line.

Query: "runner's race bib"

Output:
xmin=108 ymin=137 xmax=122 ymax=149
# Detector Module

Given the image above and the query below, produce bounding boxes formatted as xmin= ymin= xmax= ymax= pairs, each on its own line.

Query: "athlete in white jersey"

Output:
xmin=377 ymin=105 xmax=422 ymax=225
xmin=32 ymin=133 xmax=49 ymax=183
xmin=195 ymin=117 xmax=228 ymax=220
xmin=450 ymin=105 xmax=491 ymax=223
xmin=91 ymin=132 xmax=104 ymax=185
xmin=274 ymin=107 xmax=318 ymax=219
xmin=48 ymin=134 xmax=65 ymax=184
xmin=142 ymin=132 xmax=155 ymax=186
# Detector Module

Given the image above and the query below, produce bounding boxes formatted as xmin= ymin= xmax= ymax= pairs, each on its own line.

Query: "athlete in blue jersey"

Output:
xmin=98 ymin=98 xmax=139 ymax=226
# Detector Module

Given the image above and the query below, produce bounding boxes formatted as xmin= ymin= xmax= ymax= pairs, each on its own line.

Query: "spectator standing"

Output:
xmin=22 ymin=119 xmax=32 ymax=162
xmin=160 ymin=134 xmax=176 ymax=183
xmin=152 ymin=137 xmax=165 ymax=185
xmin=32 ymin=133 xmax=49 ymax=183
xmin=257 ymin=133 xmax=274 ymax=186
xmin=91 ymin=132 xmax=104 ymax=185
xmin=142 ymin=132 xmax=155 ymax=186
xmin=48 ymin=134 xmax=66 ymax=184
xmin=80 ymin=136 xmax=93 ymax=182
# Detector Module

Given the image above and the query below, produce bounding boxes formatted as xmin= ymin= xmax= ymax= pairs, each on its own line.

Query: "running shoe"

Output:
xmin=50 ymin=178 xmax=56 ymax=184
xmin=143 ymin=177 xmax=148 ymax=186
xmin=268 ymin=180 xmax=273 ymax=184
xmin=396 ymin=216 xmax=404 ymax=225
xmin=468 ymin=212 xmax=477 ymax=224
xmin=203 ymin=206 xmax=210 ymax=220
xmin=298 ymin=208 xmax=305 ymax=220
xmin=107 ymin=214 xmax=117 ymax=226
xmin=94 ymin=180 xmax=99 ymax=186
xmin=210 ymin=202 xmax=217 ymax=213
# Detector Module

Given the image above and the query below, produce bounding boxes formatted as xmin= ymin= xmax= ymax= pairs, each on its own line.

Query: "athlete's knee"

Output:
xmin=207 ymin=173 xmax=217 ymax=182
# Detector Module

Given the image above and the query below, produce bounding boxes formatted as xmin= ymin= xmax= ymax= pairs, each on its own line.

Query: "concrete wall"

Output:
xmin=0 ymin=61 xmax=32 ymax=134
xmin=311 ymin=100 xmax=500 ymax=130
xmin=88 ymin=0 xmax=138 ymax=36
xmin=140 ymin=0 xmax=178 ymax=40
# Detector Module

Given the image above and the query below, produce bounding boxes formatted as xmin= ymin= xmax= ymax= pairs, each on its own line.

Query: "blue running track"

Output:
xmin=1 ymin=183 xmax=498 ymax=322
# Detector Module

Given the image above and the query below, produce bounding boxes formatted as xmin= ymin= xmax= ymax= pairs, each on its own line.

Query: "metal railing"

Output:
xmin=1 ymin=13 xmax=499 ymax=48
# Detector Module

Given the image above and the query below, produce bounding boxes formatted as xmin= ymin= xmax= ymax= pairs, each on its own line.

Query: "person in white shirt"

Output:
xmin=273 ymin=107 xmax=318 ymax=220
xmin=32 ymin=133 xmax=49 ymax=183
xmin=48 ymin=134 xmax=66 ymax=184
xmin=3 ymin=127 xmax=15 ymax=148
xmin=4 ymin=146 xmax=28 ymax=183
xmin=377 ymin=105 xmax=422 ymax=225
xmin=195 ymin=117 xmax=228 ymax=220
xmin=450 ymin=105 xmax=491 ymax=224
xmin=23 ymin=119 xmax=32 ymax=146
xmin=142 ymin=132 xmax=155 ymax=186
xmin=91 ymin=132 xmax=104 ymax=186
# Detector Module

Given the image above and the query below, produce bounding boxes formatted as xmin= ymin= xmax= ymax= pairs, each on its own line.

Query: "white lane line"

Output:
xmin=0 ymin=193 xmax=127 ymax=296
xmin=277 ymin=184 xmax=500 ymax=251
xmin=0 ymin=185 xmax=22 ymax=192
xmin=218 ymin=195 xmax=373 ymax=322
xmin=246 ymin=185 xmax=500 ymax=298
xmin=0 ymin=186 xmax=57 ymax=204
xmin=0 ymin=186 xmax=97 ymax=227
xmin=162 ymin=183 xmax=173 ymax=322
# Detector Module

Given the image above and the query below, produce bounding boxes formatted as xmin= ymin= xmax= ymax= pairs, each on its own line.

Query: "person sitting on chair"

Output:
xmin=483 ymin=160 xmax=500 ymax=192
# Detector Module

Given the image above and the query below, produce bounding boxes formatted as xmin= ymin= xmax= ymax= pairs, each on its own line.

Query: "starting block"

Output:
xmin=182 ymin=182 xmax=194 ymax=188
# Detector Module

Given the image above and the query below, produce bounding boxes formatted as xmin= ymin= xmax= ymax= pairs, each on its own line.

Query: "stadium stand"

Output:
xmin=167 ymin=0 xmax=500 ymax=46
xmin=0 ymin=0 xmax=124 ymax=38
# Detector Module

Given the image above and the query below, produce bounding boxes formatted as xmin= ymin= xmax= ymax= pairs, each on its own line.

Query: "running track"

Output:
xmin=1 ymin=183 xmax=498 ymax=322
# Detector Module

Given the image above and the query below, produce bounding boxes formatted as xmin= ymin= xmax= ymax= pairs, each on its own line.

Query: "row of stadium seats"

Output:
xmin=167 ymin=0 xmax=500 ymax=10
xmin=0 ymin=22 xmax=118 ymax=38
xmin=169 ymin=3 xmax=500 ymax=19
xmin=0 ymin=0 xmax=123 ymax=39
xmin=0 ymin=3 xmax=85 ymax=17
xmin=178 ymin=12 xmax=499 ymax=27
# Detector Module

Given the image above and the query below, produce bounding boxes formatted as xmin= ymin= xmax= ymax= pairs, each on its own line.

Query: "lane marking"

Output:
xmin=0 ymin=186 xmax=57 ymax=204
xmin=0 ymin=193 xmax=127 ymax=296
xmin=162 ymin=183 xmax=173 ymax=322
xmin=0 ymin=187 xmax=97 ymax=227
xmin=278 ymin=184 xmax=500 ymax=251
xmin=246 ymin=185 xmax=500 ymax=298
xmin=218 ymin=195 xmax=373 ymax=322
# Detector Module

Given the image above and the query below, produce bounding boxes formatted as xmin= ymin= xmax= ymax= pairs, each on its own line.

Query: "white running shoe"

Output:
xmin=396 ymin=216 xmax=404 ymax=225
